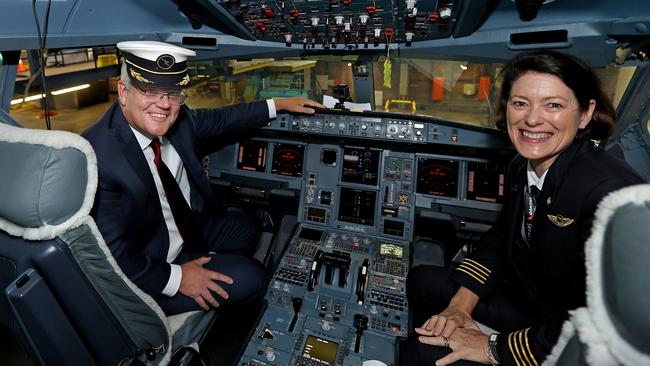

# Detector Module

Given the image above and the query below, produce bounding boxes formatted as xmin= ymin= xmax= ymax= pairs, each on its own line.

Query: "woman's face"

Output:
xmin=506 ymin=71 xmax=595 ymax=175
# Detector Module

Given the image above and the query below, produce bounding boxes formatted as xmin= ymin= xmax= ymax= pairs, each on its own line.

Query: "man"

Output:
xmin=84 ymin=41 xmax=324 ymax=315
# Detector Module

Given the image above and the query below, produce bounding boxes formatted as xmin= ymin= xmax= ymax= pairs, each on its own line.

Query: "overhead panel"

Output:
xmin=216 ymin=0 xmax=463 ymax=49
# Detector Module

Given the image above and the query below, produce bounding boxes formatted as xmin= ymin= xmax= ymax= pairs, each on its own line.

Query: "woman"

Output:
xmin=401 ymin=50 xmax=643 ymax=366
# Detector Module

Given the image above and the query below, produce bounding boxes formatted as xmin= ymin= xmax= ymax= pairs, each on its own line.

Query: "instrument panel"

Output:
xmin=209 ymin=110 xmax=511 ymax=365
xmin=217 ymin=0 xmax=463 ymax=48
xmin=210 ymin=110 xmax=510 ymax=239
xmin=239 ymin=226 xmax=410 ymax=366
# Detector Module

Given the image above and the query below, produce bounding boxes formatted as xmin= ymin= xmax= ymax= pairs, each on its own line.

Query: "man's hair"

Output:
xmin=494 ymin=50 xmax=617 ymax=140
xmin=120 ymin=62 xmax=132 ymax=90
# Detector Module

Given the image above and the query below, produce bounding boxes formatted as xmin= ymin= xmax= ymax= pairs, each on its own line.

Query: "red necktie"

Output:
xmin=150 ymin=138 xmax=192 ymax=242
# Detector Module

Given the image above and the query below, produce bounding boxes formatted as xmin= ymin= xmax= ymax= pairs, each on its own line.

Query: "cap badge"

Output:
xmin=156 ymin=54 xmax=175 ymax=70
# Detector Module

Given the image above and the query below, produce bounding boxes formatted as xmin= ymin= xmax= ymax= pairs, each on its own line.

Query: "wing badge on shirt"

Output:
xmin=547 ymin=214 xmax=574 ymax=227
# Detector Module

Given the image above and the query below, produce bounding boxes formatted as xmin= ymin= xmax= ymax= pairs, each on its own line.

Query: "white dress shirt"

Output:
xmin=128 ymin=100 xmax=275 ymax=297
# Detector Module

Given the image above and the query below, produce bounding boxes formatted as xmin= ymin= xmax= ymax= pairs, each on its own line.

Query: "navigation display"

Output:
xmin=466 ymin=162 xmax=506 ymax=203
xmin=237 ymin=140 xmax=267 ymax=172
xmin=338 ymin=187 xmax=377 ymax=226
xmin=416 ymin=157 xmax=459 ymax=198
xmin=272 ymin=143 xmax=304 ymax=177
xmin=341 ymin=148 xmax=380 ymax=186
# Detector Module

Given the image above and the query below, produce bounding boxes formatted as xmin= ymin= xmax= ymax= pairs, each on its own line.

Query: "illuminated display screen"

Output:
xmin=416 ymin=157 xmax=459 ymax=198
xmin=341 ymin=148 xmax=380 ymax=186
xmin=302 ymin=335 xmax=338 ymax=365
xmin=383 ymin=220 xmax=405 ymax=237
xmin=380 ymin=242 xmax=404 ymax=258
xmin=306 ymin=207 xmax=327 ymax=223
xmin=338 ymin=187 xmax=376 ymax=226
xmin=466 ymin=162 xmax=506 ymax=204
xmin=272 ymin=143 xmax=304 ymax=177
xmin=237 ymin=140 xmax=267 ymax=172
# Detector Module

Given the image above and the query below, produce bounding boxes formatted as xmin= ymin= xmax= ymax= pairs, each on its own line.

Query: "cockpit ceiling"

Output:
xmin=0 ymin=0 xmax=649 ymax=66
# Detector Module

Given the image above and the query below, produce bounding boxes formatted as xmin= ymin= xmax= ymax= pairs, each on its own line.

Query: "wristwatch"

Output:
xmin=487 ymin=333 xmax=500 ymax=365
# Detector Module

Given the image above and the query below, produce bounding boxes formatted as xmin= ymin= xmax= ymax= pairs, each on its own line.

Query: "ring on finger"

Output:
xmin=443 ymin=336 xmax=450 ymax=348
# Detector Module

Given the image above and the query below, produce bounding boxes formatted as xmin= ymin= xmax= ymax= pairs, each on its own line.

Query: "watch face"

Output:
xmin=490 ymin=334 xmax=499 ymax=341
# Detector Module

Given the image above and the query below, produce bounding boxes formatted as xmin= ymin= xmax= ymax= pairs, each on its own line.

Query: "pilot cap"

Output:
xmin=117 ymin=41 xmax=196 ymax=90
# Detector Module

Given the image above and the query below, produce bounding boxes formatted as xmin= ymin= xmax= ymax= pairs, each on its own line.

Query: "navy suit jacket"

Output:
xmin=450 ymin=138 xmax=643 ymax=365
xmin=83 ymin=101 xmax=269 ymax=297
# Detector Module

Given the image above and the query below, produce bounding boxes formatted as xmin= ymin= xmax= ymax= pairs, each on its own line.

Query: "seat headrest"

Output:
xmin=585 ymin=184 xmax=650 ymax=364
xmin=0 ymin=123 xmax=97 ymax=240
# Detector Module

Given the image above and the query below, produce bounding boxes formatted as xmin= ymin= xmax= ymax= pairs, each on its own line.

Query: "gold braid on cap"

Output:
xmin=176 ymin=74 xmax=190 ymax=86
xmin=130 ymin=69 xmax=153 ymax=84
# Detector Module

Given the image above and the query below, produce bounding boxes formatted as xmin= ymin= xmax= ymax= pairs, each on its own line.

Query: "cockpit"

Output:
xmin=1 ymin=1 xmax=650 ymax=365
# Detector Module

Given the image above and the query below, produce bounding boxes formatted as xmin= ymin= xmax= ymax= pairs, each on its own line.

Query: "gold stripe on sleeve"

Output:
xmin=517 ymin=329 xmax=533 ymax=366
xmin=464 ymin=258 xmax=491 ymax=275
xmin=455 ymin=267 xmax=486 ymax=284
xmin=514 ymin=330 xmax=528 ymax=366
xmin=458 ymin=263 xmax=488 ymax=282
xmin=460 ymin=261 xmax=490 ymax=280
xmin=508 ymin=332 xmax=524 ymax=366
xmin=523 ymin=328 xmax=539 ymax=366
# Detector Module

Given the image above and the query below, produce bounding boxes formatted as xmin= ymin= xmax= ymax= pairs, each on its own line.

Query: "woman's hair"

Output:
xmin=494 ymin=50 xmax=616 ymax=140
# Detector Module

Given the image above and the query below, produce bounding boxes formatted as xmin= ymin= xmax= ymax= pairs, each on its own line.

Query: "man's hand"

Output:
xmin=274 ymin=97 xmax=326 ymax=114
xmin=179 ymin=256 xmax=233 ymax=310
xmin=417 ymin=326 xmax=491 ymax=366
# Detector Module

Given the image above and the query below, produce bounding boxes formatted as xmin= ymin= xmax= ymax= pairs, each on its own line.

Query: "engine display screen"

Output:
xmin=338 ymin=187 xmax=376 ymax=226
xmin=416 ymin=157 xmax=459 ymax=198
xmin=236 ymin=140 xmax=267 ymax=172
xmin=272 ymin=143 xmax=304 ymax=177
xmin=466 ymin=161 xmax=506 ymax=203
xmin=302 ymin=335 xmax=338 ymax=365
xmin=341 ymin=148 xmax=380 ymax=186
xmin=380 ymin=242 xmax=404 ymax=258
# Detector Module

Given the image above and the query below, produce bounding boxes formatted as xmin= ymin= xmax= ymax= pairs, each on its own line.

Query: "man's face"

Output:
xmin=118 ymin=80 xmax=181 ymax=139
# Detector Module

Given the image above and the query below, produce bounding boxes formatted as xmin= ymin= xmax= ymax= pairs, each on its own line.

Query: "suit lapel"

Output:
xmin=533 ymin=139 xmax=591 ymax=235
xmin=110 ymin=105 xmax=160 ymax=202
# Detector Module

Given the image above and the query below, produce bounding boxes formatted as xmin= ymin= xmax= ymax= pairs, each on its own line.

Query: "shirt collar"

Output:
xmin=129 ymin=126 xmax=166 ymax=151
xmin=527 ymin=161 xmax=548 ymax=190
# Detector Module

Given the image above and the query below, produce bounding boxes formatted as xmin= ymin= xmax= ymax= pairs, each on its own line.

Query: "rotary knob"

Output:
xmin=265 ymin=350 xmax=276 ymax=362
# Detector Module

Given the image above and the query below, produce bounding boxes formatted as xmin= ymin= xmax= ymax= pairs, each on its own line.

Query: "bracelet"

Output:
xmin=487 ymin=333 xmax=500 ymax=365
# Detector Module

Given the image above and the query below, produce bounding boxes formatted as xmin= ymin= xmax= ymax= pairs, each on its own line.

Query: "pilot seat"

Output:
xmin=545 ymin=184 xmax=650 ymax=366
xmin=0 ymin=123 xmax=216 ymax=365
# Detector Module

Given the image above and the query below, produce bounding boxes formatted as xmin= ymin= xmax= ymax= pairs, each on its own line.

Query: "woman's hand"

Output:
xmin=415 ymin=303 xmax=476 ymax=339
xmin=417 ymin=326 xmax=491 ymax=366
xmin=417 ymin=286 xmax=480 ymax=338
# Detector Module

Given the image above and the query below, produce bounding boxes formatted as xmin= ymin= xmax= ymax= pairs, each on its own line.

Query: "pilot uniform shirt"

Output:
xmin=450 ymin=138 xmax=642 ymax=366
xmin=84 ymin=100 xmax=272 ymax=299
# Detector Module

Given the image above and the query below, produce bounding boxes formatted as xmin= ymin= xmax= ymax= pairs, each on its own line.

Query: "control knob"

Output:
xmin=361 ymin=124 xmax=368 ymax=130
xmin=322 ymin=320 xmax=332 ymax=331
xmin=265 ymin=350 xmax=276 ymax=362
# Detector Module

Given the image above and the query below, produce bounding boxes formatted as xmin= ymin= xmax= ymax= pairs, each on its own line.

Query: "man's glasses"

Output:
xmin=132 ymin=85 xmax=188 ymax=105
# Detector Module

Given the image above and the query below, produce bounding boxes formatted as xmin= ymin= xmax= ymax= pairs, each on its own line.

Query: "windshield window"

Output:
xmin=185 ymin=56 xmax=636 ymax=129
xmin=8 ymin=50 xmax=636 ymax=133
